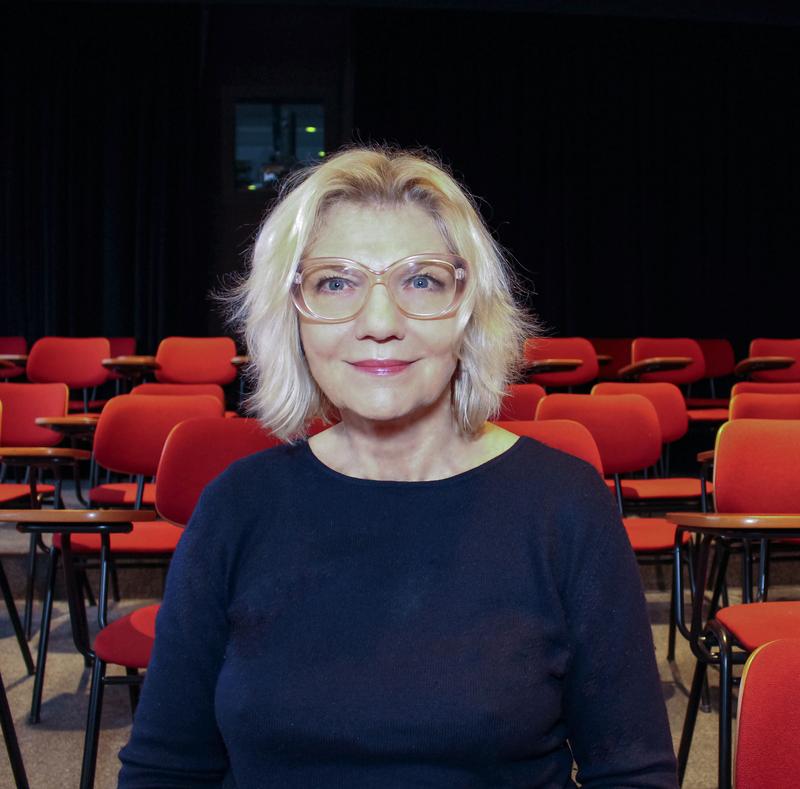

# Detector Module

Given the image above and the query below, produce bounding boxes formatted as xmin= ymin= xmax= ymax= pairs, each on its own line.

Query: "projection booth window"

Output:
xmin=234 ymin=102 xmax=325 ymax=191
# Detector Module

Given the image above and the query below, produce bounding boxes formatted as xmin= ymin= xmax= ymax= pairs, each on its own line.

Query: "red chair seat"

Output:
xmin=93 ymin=603 xmax=158 ymax=668
xmin=0 ymin=483 xmax=55 ymax=504
xmin=606 ymin=477 xmax=712 ymax=500
xmin=623 ymin=517 xmax=691 ymax=552
xmin=687 ymin=408 xmax=729 ymax=422
xmin=716 ymin=601 xmax=800 ymax=652
xmin=88 ymin=482 xmax=156 ymax=506
xmin=54 ymin=520 xmax=182 ymax=553
xmin=686 ymin=397 xmax=730 ymax=408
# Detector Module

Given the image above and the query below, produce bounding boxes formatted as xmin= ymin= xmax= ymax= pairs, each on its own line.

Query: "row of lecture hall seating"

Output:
xmin=1 ymin=333 xmax=800 ymax=788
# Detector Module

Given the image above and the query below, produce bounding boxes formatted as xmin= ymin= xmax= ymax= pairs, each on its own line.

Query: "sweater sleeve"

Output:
xmin=117 ymin=479 xmax=236 ymax=788
xmin=560 ymin=468 xmax=678 ymax=788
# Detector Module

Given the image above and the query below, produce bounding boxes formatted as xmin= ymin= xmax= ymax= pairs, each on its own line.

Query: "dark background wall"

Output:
xmin=2 ymin=1 xmax=799 ymax=355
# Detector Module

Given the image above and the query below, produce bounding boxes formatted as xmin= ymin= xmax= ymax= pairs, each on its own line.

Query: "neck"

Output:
xmin=315 ymin=393 xmax=478 ymax=482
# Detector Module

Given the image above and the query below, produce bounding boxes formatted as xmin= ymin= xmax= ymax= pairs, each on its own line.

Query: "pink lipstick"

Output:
xmin=349 ymin=359 xmax=414 ymax=376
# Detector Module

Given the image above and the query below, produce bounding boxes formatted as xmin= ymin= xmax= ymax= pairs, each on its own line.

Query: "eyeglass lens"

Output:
xmin=300 ymin=259 xmax=459 ymax=320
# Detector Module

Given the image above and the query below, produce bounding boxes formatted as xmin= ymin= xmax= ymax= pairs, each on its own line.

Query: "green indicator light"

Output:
xmin=318 ymin=150 xmax=326 ymax=157
xmin=305 ymin=126 xmax=317 ymax=133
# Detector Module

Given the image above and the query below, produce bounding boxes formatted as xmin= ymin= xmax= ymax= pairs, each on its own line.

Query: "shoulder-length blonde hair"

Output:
xmin=228 ymin=145 xmax=536 ymax=441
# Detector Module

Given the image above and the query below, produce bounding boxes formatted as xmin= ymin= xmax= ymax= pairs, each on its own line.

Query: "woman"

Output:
xmin=118 ymin=146 xmax=677 ymax=787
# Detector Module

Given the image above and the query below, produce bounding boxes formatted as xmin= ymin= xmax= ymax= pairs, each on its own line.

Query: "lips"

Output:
xmin=349 ymin=359 xmax=415 ymax=376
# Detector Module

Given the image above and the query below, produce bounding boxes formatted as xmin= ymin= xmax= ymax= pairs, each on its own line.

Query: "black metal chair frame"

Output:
xmin=0 ymin=664 xmax=29 ymax=789
xmin=16 ymin=517 xmax=142 ymax=789
xmin=672 ymin=522 xmax=800 ymax=789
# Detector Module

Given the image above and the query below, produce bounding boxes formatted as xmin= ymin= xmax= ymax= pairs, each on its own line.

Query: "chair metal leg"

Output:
xmin=0 ymin=560 xmax=34 ymax=675
xmin=667 ymin=565 xmax=677 ymax=661
xmin=22 ymin=534 xmax=38 ymax=640
xmin=80 ymin=657 xmax=106 ymax=789
xmin=80 ymin=570 xmax=97 ymax=609
xmin=713 ymin=624 xmax=734 ymax=789
xmin=0 ymin=668 xmax=30 ymax=789
xmin=30 ymin=546 xmax=58 ymax=724
xmin=678 ymin=658 xmax=708 ymax=785
xmin=125 ymin=667 xmax=141 ymax=715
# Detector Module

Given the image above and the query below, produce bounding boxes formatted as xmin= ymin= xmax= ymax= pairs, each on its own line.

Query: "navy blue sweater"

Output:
xmin=118 ymin=437 xmax=677 ymax=788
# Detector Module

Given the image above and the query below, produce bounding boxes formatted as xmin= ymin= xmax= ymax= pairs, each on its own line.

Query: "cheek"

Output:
xmin=299 ymin=324 xmax=344 ymax=365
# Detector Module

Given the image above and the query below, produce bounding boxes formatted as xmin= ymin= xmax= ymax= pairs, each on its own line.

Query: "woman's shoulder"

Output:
xmin=196 ymin=442 xmax=311 ymax=512
xmin=499 ymin=434 xmax=605 ymax=490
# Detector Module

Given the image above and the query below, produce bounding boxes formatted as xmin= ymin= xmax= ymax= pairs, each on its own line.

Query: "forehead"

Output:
xmin=305 ymin=202 xmax=448 ymax=264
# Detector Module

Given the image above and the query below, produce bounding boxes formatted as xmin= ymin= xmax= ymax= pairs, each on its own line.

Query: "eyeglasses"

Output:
xmin=291 ymin=253 xmax=468 ymax=323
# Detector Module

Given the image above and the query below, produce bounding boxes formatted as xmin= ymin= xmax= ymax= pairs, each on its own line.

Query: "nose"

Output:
xmin=353 ymin=283 xmax=405 ymax=342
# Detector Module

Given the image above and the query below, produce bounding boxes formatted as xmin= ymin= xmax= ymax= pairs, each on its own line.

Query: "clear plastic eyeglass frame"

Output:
xmin=291 ymin=252 xmax=469 ymax=323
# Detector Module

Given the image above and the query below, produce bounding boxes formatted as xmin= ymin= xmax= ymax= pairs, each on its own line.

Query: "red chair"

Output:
xmin=690 ymin=339 xmax=735 ymax=408
xmin=27 ymin=337 xmax=111 ymax=412
xmin=735 ymin=638 xmax=800 ymax=789
xmin=28 ymin=394 xmax=224 ymax=724
xmin=730 ymin=393 xmax=800 ymax=420
xmin=589 ymin=337 xmax=632 ymax=381
xmin=748 ymin=338 xmax=800 ymax=382
xmin=493 ymin=419 xmax=602 ymax=474
xmin=0 ymin=336 xmax=27 ymax=381
xmin=497 ymin=383 xmax=546 ymax=421
xmin=631 ymin=338 xmax=728 ymax=424
xmin=668 ymin=420 xmax=800 ymax=789
xmin=592 ymin=382 xmax=712 ymax=508
xmin=630 ymin=337 xmax=705 ymax=386
xmin=106 ymin=337 xmax=137 ymax=393
xmin=0 ymin=382 xmax=72 ymax=639
xmin=523 ymin=337 xmax=599 ymax=389
xmin=536 ymin=393 xmax=693 ymax=659
xmin=154 ymin=336 xmax=237 ymax=385
xmin=85 ymin=417 xmax=279 ymax=788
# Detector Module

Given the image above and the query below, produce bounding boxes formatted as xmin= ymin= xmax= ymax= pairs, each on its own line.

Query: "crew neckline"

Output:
xmin=301 ymin=435 xmax=525 ymax=488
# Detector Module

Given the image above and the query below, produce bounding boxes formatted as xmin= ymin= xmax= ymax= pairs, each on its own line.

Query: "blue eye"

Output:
xmin=411 ymin=276 xmax=431 ymax=289
xmin=324 ymin=278 xmax=347 ymax=291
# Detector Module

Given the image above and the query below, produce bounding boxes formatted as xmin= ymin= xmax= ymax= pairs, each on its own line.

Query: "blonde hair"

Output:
xmin=227 ymin=145 xmax=536 ymax=441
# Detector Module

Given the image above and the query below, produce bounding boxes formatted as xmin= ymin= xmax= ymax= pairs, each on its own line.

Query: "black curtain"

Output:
xmin=352 ymin=10 xmax=800 ymax=352
xmin=3 ymin=5 xmax=799 ymax=353
xmin=1 ymin=3 xmax=208 ymax=351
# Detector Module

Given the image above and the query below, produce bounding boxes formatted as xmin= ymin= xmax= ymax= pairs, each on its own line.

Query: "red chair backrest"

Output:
xmin=733 ymin=382 xmax=800 ymax=396
xmin=749 ymin=338 xmax=800 ymax=382
xmin=589 ymin=338 xmax=632 ymax=380
xmin=27 ymin=337 xmax=110 ymax=389
xmin=93 ymin=394 xmax=223 ymax=476
xmin=592 ymin=381 xmax=688 ymax=444
xmin=730 ymin=393 xmax=800 ymax=421
xmin=632 ymin=337 xmax=706 ymax=384
xmin=493 ymin=419 xmax=603 ymax=475
xmin=156 ymin=417 xmax=281 ymax=526
xmin=0 ymin=337 xmax=27 ymax=355
xmin=0 ymin=383 xmax=68 ymax=446
xmin=697 ymin=338 xmax=735 ymax=379
xmin=497 ymin=383 xmax=546 ymax=421
xmin=155 ymin=336 xmax=237 ymax=385
xmin=523 ymin=337 xmax=599 ymax=387
xmin=131 ymin=382 xmax=226 ymax=408
xmin=735 ymin=638 xmax=800 ymax=789
xmin=536 ymin=393 xmax=661 ymax=475
xmin=108 ymin=337 xmax=136 ymax=357
xmin=714 ymin=419 xmax=800 ymax=513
